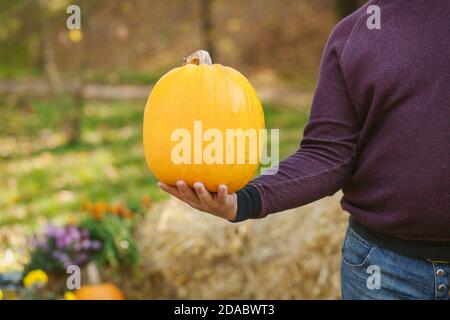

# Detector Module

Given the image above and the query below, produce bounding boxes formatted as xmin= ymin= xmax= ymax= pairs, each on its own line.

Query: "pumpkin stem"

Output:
xmin=183 ymin=50 xmax=212 ymax=66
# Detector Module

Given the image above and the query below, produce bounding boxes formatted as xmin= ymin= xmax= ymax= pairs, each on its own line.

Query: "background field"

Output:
xmin=0 ymin=0 xmax=364 ymax=298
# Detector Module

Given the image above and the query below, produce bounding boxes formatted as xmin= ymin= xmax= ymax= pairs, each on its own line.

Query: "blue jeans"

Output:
xmin=340 ymin=226 xmax=450 ymax=300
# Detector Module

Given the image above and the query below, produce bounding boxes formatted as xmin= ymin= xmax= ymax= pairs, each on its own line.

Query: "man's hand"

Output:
xmin=157 ymin=180 xmax=238 ymax=221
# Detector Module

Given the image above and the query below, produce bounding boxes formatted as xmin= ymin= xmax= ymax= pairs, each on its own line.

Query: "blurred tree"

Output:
xmin=199 ymin=0 xmax=215 ymax=59
xmin=38 ymin=0 xmax=87 ymax=146
xmin=65 ymin=3 xmax=91 ymax=146
xmin=39 ymin=0 xmax=62 ymax=94
xmin=65 ymin=35 xmax=85 ymax=146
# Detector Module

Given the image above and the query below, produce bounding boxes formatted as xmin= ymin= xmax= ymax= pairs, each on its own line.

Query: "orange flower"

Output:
xmin=141 ymin=196 xmax=152 ymax=209
xmin=121 ymin=209 xmax=133 ymax=219
xmin=94 ymin=202 xmax=108 ymax=214
xmin=92 ymin=210 xmax=104 ymax=221
xmin=113 ymin=203 xmax=125 ymax=215
xmin=90 ymin=202 xmax=109 ymax=220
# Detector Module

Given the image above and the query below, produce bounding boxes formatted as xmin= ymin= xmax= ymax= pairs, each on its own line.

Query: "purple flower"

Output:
xmin=91 ymin=240 xmax=102 ymax=250
xmin=52 ymin=251 xmax=70 ymax=264
xmin=66 ymin=225 xmax=81 ymax=242
xmin=80 ymin=228 xmax=89 ymax=238
xmin=56 ymin=237 xmax=68 ymax=249
xmin=46 ymin=224 xmax=64 ymax=238
xmin=31 ymin=223 xmax=103 ymax=270
xmin=81 ymin=239 xmax=91 ymax=249
xmin=74 ymin=252 xmax=89 ymax=265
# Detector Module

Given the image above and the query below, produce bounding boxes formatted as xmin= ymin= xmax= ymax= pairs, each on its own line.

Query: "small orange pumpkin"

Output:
xmin=75 ymin=283 xmax=125 ymax=300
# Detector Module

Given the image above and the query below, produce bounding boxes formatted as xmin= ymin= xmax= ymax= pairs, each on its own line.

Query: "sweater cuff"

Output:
xmin=231 ymin=185 xmax=262 ymax=222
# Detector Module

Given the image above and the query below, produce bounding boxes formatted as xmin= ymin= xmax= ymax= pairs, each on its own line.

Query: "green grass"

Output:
xmin=0 ymin=97 xmax=310 ymax=229
xmin=263 ymin=102 xmax=309 ymax=156
xmin=0 ymin=65 xmax=163 ymax=85
xmin=84 ymin=69 xmax=165 ymax=85
xmin=0 ymin=65 xmax=43 ymax=79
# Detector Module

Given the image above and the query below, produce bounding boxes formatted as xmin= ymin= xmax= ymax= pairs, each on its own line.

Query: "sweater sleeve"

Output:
xmin=235 ymin=17 xmax=363 ymax=221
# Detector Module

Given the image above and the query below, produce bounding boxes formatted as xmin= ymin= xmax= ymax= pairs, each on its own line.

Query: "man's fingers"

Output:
xmin=158 ymin=181 xmax=196 ymax=206
xmin=157 ymin=181 xmax=181 ymax=198
xmin=159 ymin=180 xmax=221 ymax=210
xmin=175 ymin=180 xmax=200 ymax=204
xmin=193 ymin=182 xmax=213 ymax=204
xmin=160 ymin=181 xmax=236 ymax=220
xmin=217 ymin=184 xmax=228 ymax=203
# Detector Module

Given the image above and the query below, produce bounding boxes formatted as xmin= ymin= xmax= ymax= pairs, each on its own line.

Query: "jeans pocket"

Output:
xmin=341 ymin=228 xmax=376 ymax=267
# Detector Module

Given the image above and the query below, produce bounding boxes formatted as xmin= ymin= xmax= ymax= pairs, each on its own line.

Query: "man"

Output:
xmin=158 ymin=0 xmax=450 ymax=300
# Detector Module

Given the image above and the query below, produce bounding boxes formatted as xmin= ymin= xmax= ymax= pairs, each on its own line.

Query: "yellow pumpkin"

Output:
xmin=143 ymin=50 xmax=265 ymax=193
xmin=75 ymin=283 xmax=125 ymax=300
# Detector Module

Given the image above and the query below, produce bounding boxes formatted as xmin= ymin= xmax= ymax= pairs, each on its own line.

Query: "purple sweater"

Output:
xmin=238 ymin=0 xmax=450 ymax=241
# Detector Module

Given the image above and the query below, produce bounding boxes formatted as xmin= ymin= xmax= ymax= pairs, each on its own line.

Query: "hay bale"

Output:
xmin=133 ymin=192 xmax=348 ymax=299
